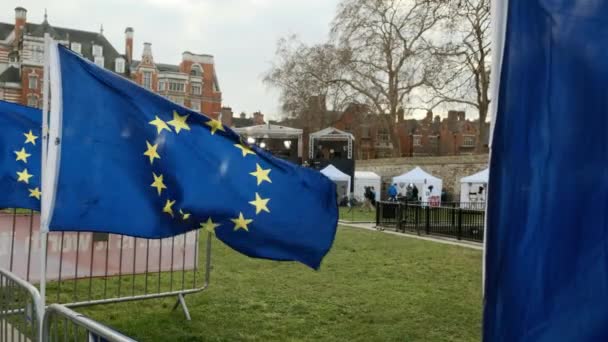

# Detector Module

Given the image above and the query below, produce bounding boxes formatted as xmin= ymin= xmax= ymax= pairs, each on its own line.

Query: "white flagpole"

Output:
xmin=39 ymin=32 xmax=50 ymax=334
xmin=482 ymin=0 xmax=510 ymax=297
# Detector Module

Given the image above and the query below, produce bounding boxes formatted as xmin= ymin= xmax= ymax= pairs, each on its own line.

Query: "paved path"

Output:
xmin=339 ymin=221 xmax=483 ymax=251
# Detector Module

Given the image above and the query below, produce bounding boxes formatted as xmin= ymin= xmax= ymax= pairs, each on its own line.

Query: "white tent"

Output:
xmin=354 ymin=171 xmax=381 ymax=202
xmin=320 ymin=164 xmax=352 ymax=200
xmin=392 ymin=167 xmax=443 ymax=205
xmin=460 ymin=168 xmax=489 ymax=208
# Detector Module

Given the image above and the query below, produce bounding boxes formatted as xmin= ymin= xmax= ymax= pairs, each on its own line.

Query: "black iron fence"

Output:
xmin=376 ymin=201 xmax=485 ymax=242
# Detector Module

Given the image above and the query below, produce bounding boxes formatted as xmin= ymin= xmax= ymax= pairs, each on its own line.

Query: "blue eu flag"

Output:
xmin=48 ymin=45 xmax=338 ymax=269
xmin=484 ymin=0 xmax=608 ymax=340
xmin=0 ymin=100 xmax=41 ymax=210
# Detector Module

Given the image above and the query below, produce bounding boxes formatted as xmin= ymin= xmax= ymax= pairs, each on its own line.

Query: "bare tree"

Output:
xmin=329 ymin=0 xmax=448 ymax=156
xmin=428 ymin=0 xmax=491 ymax=152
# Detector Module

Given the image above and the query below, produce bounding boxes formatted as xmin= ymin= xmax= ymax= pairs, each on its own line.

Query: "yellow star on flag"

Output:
xmin=24 ymin=130 xmax=38 ymax=145
xmin=250 ymin=163 xmax=272 ymax=186
xmin=149 ymin=116 xmax=172 ymax=134
xmin=205 ymin=118 xmax=225 ymax=135
xmin=235 ymin=143 xmax=255 ymax=157
xmin=14 ymin=148 xmax=31 ymax=163
xmin=28 ymin=187 xmax=41 ymax=200
xmin=151 ymin=173 xmax=167 ymax=196
xmin=179 ymin=209 xmax=191 ymax=220
xmin=163 ymin=199 xmax=176 ymax=217
xmin=16 ymin=168 xmax=33 ymax=184
xmin=249 ymin=193 xmax=270 ymax=214
xmin=144 ymin=141 xmax=161 ymax=164
xmin=167 ymin=111 xmax=190 ymax=134
xmin=200 ymin=218 xmax=220 ymax=234
xmin=231 ymin=212 xmax=253 ymax=232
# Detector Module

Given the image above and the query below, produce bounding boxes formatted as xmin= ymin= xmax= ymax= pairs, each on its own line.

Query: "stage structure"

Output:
xmin=233 ymin=123 xmax=303 ymax=165
xmin=308 ymin=127 xmax=355 ymax=193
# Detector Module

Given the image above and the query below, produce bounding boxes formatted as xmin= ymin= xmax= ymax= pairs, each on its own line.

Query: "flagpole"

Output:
xmin=39 ymin=32 xmax=50 ymax=334
xmin=483 ymin=0 xmax=510 ymax=297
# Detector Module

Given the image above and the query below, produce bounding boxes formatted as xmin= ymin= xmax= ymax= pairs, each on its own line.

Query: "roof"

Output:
xmin=460 ymin=168 xmax=489 ymax=184
xmin=0 ymin=23 xmax=13 ymax=40
xmin=233 ymin=124 xmax=302 ymax=139
xmin=156 ymin=63 xmax=180 ymax=72
xmin=354 ymin=171 xmax=381 ymax=180
xmin=320 ymin=164 xmax=351 ymax=182
xmin=310 ymin=127 xmax=355 ymax=141
xmin=0 ymin=20 xmax=123 ymax=71
xmin=393 ymin=167 xmax=442 ymax=184
xmin=0 ymin=66 xmax=20 ymax=83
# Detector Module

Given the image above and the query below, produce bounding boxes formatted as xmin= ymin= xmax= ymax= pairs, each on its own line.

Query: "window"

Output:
xmin=429 ymin=135 xmax=439 ymax=148
xmin=168 ymin=81 xmax=185 ymax=92
xmin=27 ymin=95 xmax=38 ymax=108
xmin=70 ymin=42 xmax=81 ymax=54
xmin=190 ymin=64 xmax=203 ymax=76
xmin=115 ymin=58 xmax=125 ymax=73
xmin=32 ymin=46 xmax=43 ymax=62
xmin=377 ymin=128 xmax=390 ymax=143
xmin=361 ymin=126 xmax=371 ymax=138
xmin=413 ymin=135 xmax=422 ymax=146
xmin=462 ymin=135 xmax=476 ymax=147
xmin=28 ymin=75 xmax=38 ymax=90
xmin=159 ymin=81 xmax=166 ymax=91
xmin=92 ymin=45 xmax=103 ymax=57
xmin=191 ymin=101 xmax=200 ymax=112
xmin=94 ymin=56 xmax=104 ymax=68
xmin=171 ymin=97 xmax=184 ymax=106
xmin=191 ymin=83 xmax=201 ymax=95
xmin=143 ymin=71 xmax=152 ymax=89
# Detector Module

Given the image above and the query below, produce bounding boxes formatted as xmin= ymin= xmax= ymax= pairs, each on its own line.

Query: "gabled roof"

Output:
xmin=310 ymin=127 xmax=355 ymax=141
xmin=0 ymin=66 xmax=20 ymax=83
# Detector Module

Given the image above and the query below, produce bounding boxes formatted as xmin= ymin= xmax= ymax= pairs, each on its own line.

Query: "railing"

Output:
xmin=376 ymin=201 xmax=485 ymax=242
xmin=1 ymin=209 xmax=211 ymax=320
xmin=0 ymin=267 xmax=43 ymax=342
xmin=42 ymin=304 xmax=136 ymax=342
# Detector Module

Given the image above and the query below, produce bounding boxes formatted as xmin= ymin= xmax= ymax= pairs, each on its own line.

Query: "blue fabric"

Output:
xmin=484 ymin=1 xmax=608 ymax=340
xmin=388 ymin=185 xmax=397 ymax=197
xmin=0 ymin=100 xmax=41 ymax=210
xmin=49 ymin=45 xmax=338 ymax=269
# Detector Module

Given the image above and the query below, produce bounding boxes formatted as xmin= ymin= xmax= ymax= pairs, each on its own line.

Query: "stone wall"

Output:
xmin=355 ymin=154 xmax=489 ymax=199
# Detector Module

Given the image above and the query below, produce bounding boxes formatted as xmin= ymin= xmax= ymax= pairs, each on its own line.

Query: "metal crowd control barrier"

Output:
xmin=1 ymin=210 xmax=212 ymax=321
xmin=0 ymin=267 xmax=43 ymax=342
xmin=42 ymin=304 xmax=136 ymax=342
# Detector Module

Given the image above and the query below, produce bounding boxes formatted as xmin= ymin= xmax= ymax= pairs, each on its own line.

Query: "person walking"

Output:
xmin=388 ymin=183 xmax=398 ymax=201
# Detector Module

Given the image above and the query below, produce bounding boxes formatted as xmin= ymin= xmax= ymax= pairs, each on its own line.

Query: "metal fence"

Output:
xmin=376 ymin=201 xmax=485 ymax=242
xmin=0 ymin=267 xmax=43 ymax=342
xmin=0 ymin=209 xmax=211 ymax=320
xmin=42 ymin=304 xmax=136 ymax=342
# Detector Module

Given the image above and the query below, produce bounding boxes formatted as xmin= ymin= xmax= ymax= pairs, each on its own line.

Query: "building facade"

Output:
xmin=0 ymin=7 xmax=222 ymax=118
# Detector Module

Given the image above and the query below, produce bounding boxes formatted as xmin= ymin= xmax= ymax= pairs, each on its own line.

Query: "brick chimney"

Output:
xmin=425 ymin=110 xmax=433 ymax=122
xmin=220 ymin=107 xmax=234 ymax=127
xmin=125 ymin=27 xmax=133 ymax=64
xmin=253 ymin=111 xmax=265 ymax=125
xmin=14 ymin=7 xmax=27 ymax=47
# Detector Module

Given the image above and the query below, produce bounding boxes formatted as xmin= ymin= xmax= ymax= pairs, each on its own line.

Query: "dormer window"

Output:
xmin=115 ymin=58 xmax=125 ymax=73
xmin=71 ymin=42 xmax=82 ymax=54
xmin=190 ymin=64 xmax=203 ymax=76
xmin=92 ymin=45 xmax=103 ymax=57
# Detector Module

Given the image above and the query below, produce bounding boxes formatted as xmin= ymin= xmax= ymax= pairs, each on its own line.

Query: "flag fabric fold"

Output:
xmin=0 ymin=100 xmax=42 ymax=210
xmin=484 ymin=0 xmax=608 ymax=340
xmin=47 ymin=44 xmax=338 ymax=269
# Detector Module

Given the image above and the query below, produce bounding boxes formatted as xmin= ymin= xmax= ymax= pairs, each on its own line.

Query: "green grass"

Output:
xmin=338 ymin=207 xmax=376 ymax=222
xmin=73 ymin=226 xmax=482 ymax=342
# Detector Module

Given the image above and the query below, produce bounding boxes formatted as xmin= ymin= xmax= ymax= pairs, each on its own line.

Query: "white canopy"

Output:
xmin=460 ymin=168 xmax=489 ymax=208
xmin=354 ymin=171 xmax=381 ymax=201
xmin=320 ymin=164 xmax=352 ymax=199
xmin=233 ymin=124 xmax=303 ymax=139
xmin=392 ymin=167 xmax=443 ymax=204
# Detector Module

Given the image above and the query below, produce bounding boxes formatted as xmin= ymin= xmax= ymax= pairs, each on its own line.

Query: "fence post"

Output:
xmin=375 ymin=201 xmax=380 ymax=228
xmin=415 ymin=204 xmax=420 ymax=231
xmin=425 ymin=205 xmax=430 ymax=235
xmin=396 ymin=203 xmax=402 ymax=232
xmin=451 ymin=203 xmax=456 ymax=227
xmin=457 ymin=207 xmax=463 ymax=240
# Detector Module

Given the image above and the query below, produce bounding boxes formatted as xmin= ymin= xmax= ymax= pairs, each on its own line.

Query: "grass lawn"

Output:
xmin=75 ymin=226 xmax=482 ymax=341
xmin=338 ymin=207 xmax=376 ymax=222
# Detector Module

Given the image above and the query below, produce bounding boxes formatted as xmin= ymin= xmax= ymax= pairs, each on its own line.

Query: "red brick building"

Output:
xmin=0 ymin=7 xmax=222 ymax=117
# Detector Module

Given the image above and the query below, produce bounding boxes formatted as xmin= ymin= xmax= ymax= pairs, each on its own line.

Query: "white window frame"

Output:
xmin=169 ymin=81 xmax=185 ymax=92
xmin=191 ymin=83 xmax=201 ymax=95
xmin=159 ymin=80 xmax=166 ymax=91
xmin=413 ymin=134 xmax=423 ymax=147
xmin=191 ymin=100 xmax=200 ymax=112
xmin=462 ymin=135 xmax=476 ymax=147
xmin=28 ymin=75 xmax=38 ymax=90
xmin=143 ymin=71 xmax=152 ymax=89
xmin=27 ymin=95 xmax=38 ymax=108
xmin=92 ymin=45 xmax=103 ymax=57
xmin=94 ymin=56 xmax=104 ymax=68
xmin=115 ymin=58 xmax=125 ymax=73
xmin=71 ymin=42 xmax=82 ymax=54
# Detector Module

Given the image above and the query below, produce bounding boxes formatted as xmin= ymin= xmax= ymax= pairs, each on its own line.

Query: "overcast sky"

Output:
xmin=1 ymin=0 xmax=340 ymax=120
